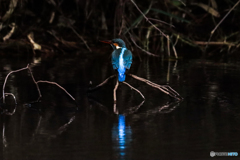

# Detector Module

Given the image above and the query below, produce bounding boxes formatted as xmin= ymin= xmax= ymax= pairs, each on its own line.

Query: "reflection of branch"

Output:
xmin=122 ymin=81 xmax=145 ymax=100
xmin=123 ymin=100 xmax=145 ymax=116
xmin=57 ymin=116 xmax=75 ymax=135
xmin=128 ymin=73 xmax=183 ymax=101
xmin=3 ymin=122 xmax=7 ymax=147
xmin=146 ymin=101 xmax=180 ymax=115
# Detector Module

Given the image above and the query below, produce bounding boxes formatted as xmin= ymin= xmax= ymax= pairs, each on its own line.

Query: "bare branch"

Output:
xmin=37 ymin=81 xmax=75 ymax=101
xmin=130 ymin=0 xmax=167 ymax=38
xmin=88 ymin=75 xmax=116 ymax=91
xmin=206 ymin=0 xmax=240 ymax=50
xmin=128 ymin=73 xmax=183 ymax=101
xmin=129 ymin=34 xmax=160 ymax=57
xmin=113 ymin=80 xmax=119 ymax=103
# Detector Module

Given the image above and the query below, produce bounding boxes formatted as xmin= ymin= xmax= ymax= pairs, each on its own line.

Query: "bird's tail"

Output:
xmin=118 ymin=68 xmax=126 ymax=82
xmin=118 ymin=73 xmax=126 ymax=82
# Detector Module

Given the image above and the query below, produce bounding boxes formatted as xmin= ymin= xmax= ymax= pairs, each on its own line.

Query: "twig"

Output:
xmin=172 ymin=45 xmax=178 ymax=59
xmin=148 ymin=18 xmax=175 ymax=28
xmin=49 ymin=3 xmax=92 ymax=52
xmin=113 ymin=80 xmax=119 ymax=103
xmin=206 ymin=0 xmax=240 ymax=50
xmin=194 ymin=41 xmax=236 ymax=46
xmin=122 ymin=81 xmax=145 ymax=99
xmin=113 ymin=103 xmax=118 ymax=114
xmin=2 ymin=0 xmax=18 ymax=22
xmin=129 ymin=33 xmax=160 ymax=57
xmin=128 ymin=73 xmax=183 ymax=100
xmin=167 ymin=35 xmax=170 ymax=57
xmin=3 ymin=23 xmax=16 ymax=41
xmin=2 ymin=64 xmax=77 ymax=107
xmin=27 ymin=32 xmax=42 ymax=50
xmin=88 ymin=75 xmax=116 ymax=91
xmin=68 ymin=25 xmax=92 ymax=52
xmin=27 ymin=65 xmax=42 ymax=98
xmin=2 ymin=64 xmax=29 ymax=103
xmin=36 ymin=81 xmax=75 ymax=101
xmin=130 ymin=0 xmax=167 ymax=38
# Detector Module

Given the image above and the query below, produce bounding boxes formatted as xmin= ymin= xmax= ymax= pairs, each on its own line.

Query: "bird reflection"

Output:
xmin=112 ymin=114 xmax=132 ymax=159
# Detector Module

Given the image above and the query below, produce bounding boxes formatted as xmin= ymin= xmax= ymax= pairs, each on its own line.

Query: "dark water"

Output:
xmin=1 ymin=54 xmax=240 ymax=160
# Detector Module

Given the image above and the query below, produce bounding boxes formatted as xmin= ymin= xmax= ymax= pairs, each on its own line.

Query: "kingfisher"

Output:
xmin=100 ymin=38 xmax=132 ymax=82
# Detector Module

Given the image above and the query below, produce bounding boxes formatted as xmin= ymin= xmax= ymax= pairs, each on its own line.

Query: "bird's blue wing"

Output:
xmin=112 ymin=49 xmax=132 ymax=70
xmin=111 ymin=49 xmax=120 ymax=69
xmin=123 ymin=50 xmax=132 ymax=69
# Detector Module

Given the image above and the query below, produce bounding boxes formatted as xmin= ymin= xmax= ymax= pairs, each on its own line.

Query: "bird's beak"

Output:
xmin=99 ymin=40 xmax=112 ymax=44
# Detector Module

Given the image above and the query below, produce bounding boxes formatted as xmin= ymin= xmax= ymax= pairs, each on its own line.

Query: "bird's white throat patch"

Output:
xmin=116 ymin=45 xmax=122 ymax=49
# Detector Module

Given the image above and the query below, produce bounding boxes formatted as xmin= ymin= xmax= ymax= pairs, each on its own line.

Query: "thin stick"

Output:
xmin=2 ymin=64 xmax=29 ymax=103
xmin=129 ymin=33 xmax=160 ymax=57
xmin=27 ymin=65 xmax=42 ymax=98
xmin=172 ymin=45 xmax=178 ymax=59
xmin=37 ymin=81 xmax=75 ymax=101
xmin=113 ymin=103 xmax=118 ymax=114
xmin=69 ymin=25 xmax=92 ymax=52
xmin=2 ymin=64 xmax=77 ymax=107
xmin=122 ymin=81 xmax=145 ymax=99
xmin=148 ymin=18 xmax=175 ymax=27
xmin=128 ymin=73 xmax=183 ymax=100
xmin=113 ymin=80 xmax=119 ymax=103
xmin=195 ymin=41 xmax=236 ymax=46
xmin=167 ymin=35 xmax=170 ymax=57
xmin=88 ymin=75 xmax=116 ymax=91
xmin=130 ymin=0 xmax=167 ymax=38
xmin=206 ymin=0 xmax=240 ymax=50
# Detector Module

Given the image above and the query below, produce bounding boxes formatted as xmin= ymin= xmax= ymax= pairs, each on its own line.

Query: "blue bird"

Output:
xmin=100 ymin=38 xmax=132 ymax=82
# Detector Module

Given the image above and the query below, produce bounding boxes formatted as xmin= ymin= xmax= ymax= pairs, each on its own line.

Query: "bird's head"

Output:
xmin=100 ymin=38 xmax=126 ymax=50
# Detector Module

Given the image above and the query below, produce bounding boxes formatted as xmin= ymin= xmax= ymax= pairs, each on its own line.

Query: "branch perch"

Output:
xmin=1 ymin=64 xmax=77 ymax=113
xmin=128 ymin=73 xmax=183 ymax=101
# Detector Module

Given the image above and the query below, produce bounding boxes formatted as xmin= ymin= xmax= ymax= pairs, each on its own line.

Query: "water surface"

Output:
xmin=1 ymin=55 xmax=240 ymax=160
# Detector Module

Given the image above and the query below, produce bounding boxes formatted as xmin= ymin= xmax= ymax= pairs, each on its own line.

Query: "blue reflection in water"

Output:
xmin=112 ymin=114 xmax=132 ymax=159
xmin=118 ymin=115 xmax=126 ymax=150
